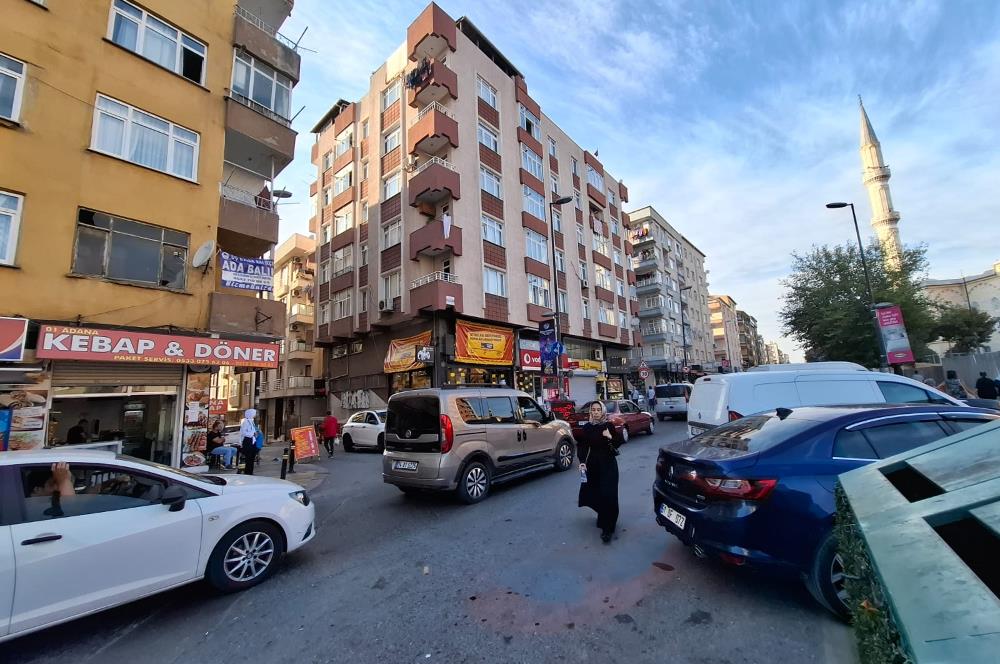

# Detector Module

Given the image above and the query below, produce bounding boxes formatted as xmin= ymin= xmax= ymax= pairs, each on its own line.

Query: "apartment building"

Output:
xmin=736 ymin=310 xmax=763 ymax=368
xmin=709 ymin=295 xmax=742 ymax=371
xmin=307 ymin=3 xmax=638 ymax=410
xmin=626 ymin=206 xmax=712 ymax=382
xmin=1 ymin=0 xmax=299 ymax=465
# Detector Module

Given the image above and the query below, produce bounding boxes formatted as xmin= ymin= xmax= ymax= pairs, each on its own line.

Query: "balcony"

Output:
xmin=630 ymin=228 xmax=655 ymax=246
xmin=289 ymin=303 xmax=314 ymax=326
xmin=233 ymin=5 xmax=300 ymax=82
xmin=643 ymin=330 xmax=670 ymax=343
xmin=225 ymin=91 xmax=297 ymax=173
xmin=635 ymin=279 xmax=662 ymax=295
xmin=218 ymin=183 xmax=279 ymax=257
xmin=632 ymin=252 xmax=660 ymax=273
xmin=261 ymin=376 xmax=316 ymax=398
xmin=410 ymin=271 xmax=464 ymax=313
xmin=408 ymin=102 xmax=459 ymax=156
xmin=208 ymin=292 xmax=286 ymax=338
xmin=407 ymin=2 xmax=457 ymax=62
xmin=409 ymin=218 xmax=463 ymax=260
xmin=281 ymin=340 xmax=314 ymax=361
xmin=638 ymin=305 xmax=666 ymax=319
xmin=409 ymin=157 xmax=460 ymax=207
xmin=406 ymin=59 xmax=457 ymax=108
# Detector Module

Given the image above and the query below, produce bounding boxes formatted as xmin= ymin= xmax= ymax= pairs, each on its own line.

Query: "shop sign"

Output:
xmin=876 ymin=305 xmax=915 ymax=365
xmin=572 ymin=358 xmax=604 ymax=371
xmin=209 ymin=399 xmax=227 ymax=415
xmin=220 ymin=251 xmax=274 ymax=292
xmin=416 ymin=346 xmax=434 ymax=363
xmin=36 ymin=325 xmax=279 ymax=368
xmin=455 ymin=321 xmax=514 ymax=366
xmin=0 ymin=317 xmax=29 ymax=362
xmin=290 ymin=425 xmax=320 ymax=461
xmin=384 ymin=331 xmax=432 ymax=373
xmin=539 ymin=320 xmax=557 ymax=376
xmin=520 ymin=349 xmax=570 ymax=372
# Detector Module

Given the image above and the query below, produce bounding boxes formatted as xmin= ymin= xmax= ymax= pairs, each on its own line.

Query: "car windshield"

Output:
xmin=116 ymin=454 xmax=226 ymax=485
xmin=376 ymin=410 xmax=387 ymax=422
xmin=691 ymin=414 xmax=815 ymax=453
xmin=656 ymin=385 xmax=686 ymax=398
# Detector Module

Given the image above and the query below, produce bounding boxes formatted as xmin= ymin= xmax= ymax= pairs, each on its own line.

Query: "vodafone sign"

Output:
xmin=519 ymin=348 xmax=570 ymax=372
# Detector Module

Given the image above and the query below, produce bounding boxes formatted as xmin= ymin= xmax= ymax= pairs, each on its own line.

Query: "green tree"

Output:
xmin=930 ymin=304 xmax=998 ymax=354
xmin=779 ymin=243 xmax=935 ymax=367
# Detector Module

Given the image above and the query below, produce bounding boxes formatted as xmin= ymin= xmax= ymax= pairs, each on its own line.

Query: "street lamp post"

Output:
xmin=680 ymin=285 xmax=692 ymax=380
xmin=825 ymin=202 xmax=887 ymax=368
xmin=547 ymin=195 xmax=574 ymax=399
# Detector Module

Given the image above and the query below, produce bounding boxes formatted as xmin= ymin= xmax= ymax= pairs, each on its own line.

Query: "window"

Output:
xmin=610 ymin=219 xmax=619 ymax=236
xmin=592 ymin=233 xmax=609 ymax=256
xmin=19 ymin=464 xmax=174 ymax=522
xmin=586 ymin=165 xmax=603 ymax=189
xmin=616 ymin=279 xmax=625 ymax=297
xmin=481 ymin=214 xmax=504 ymax=246
xmin=380 ymin=270 xmax=401 ymax=303
xmin=877 ymin=381 xmax=942 ymax=404
xmin=480 ymin=166 xmax=502 ymax=199
xmin=382 ymin=128 xmax=400 ymax=155
xmin=332 ymin=245 xmax=353 ymax=276
xmin=578 ymin=261 xmax=587 ymax=281
xmin=576 ymin=223 xmax=584 ymax=246
xmin=548 ymin=137 xmax=557 ymax=157
xmin=483 ymin=266 xmax=506 ymax=296
xmin=362 ymin=119 xmax=369 ymax=138
xmin=319 ymin=302 xmax=330 ymax=324
xmin=582 ymin=299 xmax=590 ymax=320
xmin=832 ymin=430 xmax=877 ymax=460
xmin=555 ymin=249 xmax=565 ymax=273
xmin=522 ymin=185 xmax=545 ymax=219
xmin=518 ymin=104 xmax=540 ymax=140
xmin=381 ymin=219 xmax=402 ymax=249
xmin=332 ymin=289 xmax=352 ymax=319
xmin=574 ymin=190 xmax=582 ymax=210
xmin=362 ymin=161 xmax=369 ymax=180
xmin=0 ymin=190 xmax=23 ymax=266
xmin=524 ymin=228 xmax=548 ymax=262
xmin=477 ymin=76 xmax=497 ymax=108
xmin=358 ymin=287 xmax=368 ymax=312
xmin=335 ymin=128 xmax=353 ymax=157
xmin=607 ymin=189 xmax=617 ymax=206
xmin=349 ymin=412 xmax=366 ymax=424
xmin=322 ymin=187 xmax=333 ymax=207
xmin=486 ymin=396 xmax=516 ymax=423
xmin=595 ymin=265 xmax=612 ymax=290
xmin=550 ymin=175 xmax=560 ymax=196
xmin=521 ymin=145 xmax=543 ymax=179
xmin=334 ymin=207 xmax=353 ymax=234
xmin=613 ymin=249 xmax=622 ymax=266
xmin=644 ymin=320 xmax=665 ymax=335
xmin=619 ymin=310 xmax=628 ymax=329
xmin=360 ymin=244 xmax=369 ymax=266
xmin=382 ymin=172 xmax=401 ymax=198
xmin=361 ymin=204 xmax=369 ymax=224
xmin=518 ymin=396 xmax=545 ymax=423
xmin=0 ymin=53 xmax=25 ymax=122
xmin=945 ymin=417 xmax=997 ymax=433
xmin=322 ymin=151 xmax=333 ymax=171
xmin=73 ymin=208 xmax=188 ymax=289
xmin=551 ymin=208 xmax=562 ymax=232
xmin=861 ymin=420 xmax=949 ymax=458
xmin=527 ymin=274 xmax=550 ymax=307
xmin=232 ymin=52 xmax=291 ymax=120
xmin=319 ymin=259 xmax=330 ymax=282
xmin=109 ymin=0 xmax=206 ymax=84
xmin=571 ymin=157 xmax=579 ymax=176
xmin=600 ymin=304 xmax=615 ymax=325
xmin=558 ymin=291 xmax=569 ymax=313
xmin=382 ymin=80 xmax=400 ymax=110
xmin=91 ymin=95 xmax=199 ymax=181
xmin=333 ymin=167 xmax=353 ymax=195
xmin=477 ymin=123 xmax=498 ymax=152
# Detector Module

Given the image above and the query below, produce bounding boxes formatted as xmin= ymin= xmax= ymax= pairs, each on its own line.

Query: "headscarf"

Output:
xmin=244 ymin=408 xmax=257 ymax=420
xmin=588 ymin=401 xmax=609 ymax=425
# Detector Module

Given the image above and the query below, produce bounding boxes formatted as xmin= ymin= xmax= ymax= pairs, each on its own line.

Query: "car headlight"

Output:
xmin=289 ymin=490 xmax=311 ymax=506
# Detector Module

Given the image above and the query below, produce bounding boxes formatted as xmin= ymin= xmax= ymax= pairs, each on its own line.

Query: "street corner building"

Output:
xmin=0 ymin=0 xmax=302 ymax=467
xmin=307 ymin=2 xmax=641 ymax=411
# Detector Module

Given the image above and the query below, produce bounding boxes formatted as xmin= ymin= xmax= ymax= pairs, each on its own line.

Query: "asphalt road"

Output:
xmin=4 ymin=420 xmax=856 ymax=664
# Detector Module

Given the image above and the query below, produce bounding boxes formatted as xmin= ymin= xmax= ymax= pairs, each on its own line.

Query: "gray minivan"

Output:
xmin=382 ymin=387 xmax=576 ymax=503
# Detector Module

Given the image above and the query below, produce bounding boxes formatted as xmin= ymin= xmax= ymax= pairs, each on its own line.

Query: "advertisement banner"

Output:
xmin=455 ymin=321 xmax=514 ymax=366
xmin=290 ymin=425 xmax=320 ymax=462
xmin=220 ymin=251 xmax=274 ymax=292
xmin=0 ymin=317 xmax=29 ymax=362
xmin=539 ymin=320 xmax=557 ymax=376
xmin=384 ymin=331 xmax=432 ymax=373
xmin=0 ymin=369 xmax=51 ymax=451
xmin=36 ymin=325 xmax=279 ymax=368
xmin=180 ymin=371 xmax=212 ymax=467
xmin=876 ymin=305 xmax=915 ymax=365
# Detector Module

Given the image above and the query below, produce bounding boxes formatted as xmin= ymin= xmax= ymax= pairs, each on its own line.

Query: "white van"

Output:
xmin=686 ymin=370 xmax=964 ymax=437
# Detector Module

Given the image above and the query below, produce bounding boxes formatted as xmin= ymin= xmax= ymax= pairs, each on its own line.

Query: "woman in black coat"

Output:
xmin=577 ymin=401 xmax=620 ymax=543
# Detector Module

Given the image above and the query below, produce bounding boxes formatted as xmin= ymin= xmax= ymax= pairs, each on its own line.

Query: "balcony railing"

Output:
xmin=411 ymin=270 xmax=459 ymax=289
xmin=414 ymin=100 xmax=454 ymax=122
xmin=262 ymin=376 xmax=314 ymax=393
xmin=412 ymin=155 xmax=458 ymax=177
xmin=281 ymin=340 xmax=314 ymax=354
xmin=234 ymin=5 xmax=298 ymax=50
xmin=228 ymin=90 xmax=292 ymax=128
xmin=220 ymin=182 xmax=275 ymax=210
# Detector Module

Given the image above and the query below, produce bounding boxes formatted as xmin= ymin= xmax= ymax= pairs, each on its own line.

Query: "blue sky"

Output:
xmin=275 ymin=0 xmax=1000 ymax=359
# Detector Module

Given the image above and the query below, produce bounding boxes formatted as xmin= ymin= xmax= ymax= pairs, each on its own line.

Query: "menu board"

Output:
xmin=180 ymin=372 xmax=212 ymax=467
xmin=0 ymin=369 xmax=51 ymax=451
xmin=290 ymin=425 xmax=320 ymax=462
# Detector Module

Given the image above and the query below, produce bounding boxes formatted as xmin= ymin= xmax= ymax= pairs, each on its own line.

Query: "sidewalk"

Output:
xmin=213 ymin=442 xmax=330 ymax=492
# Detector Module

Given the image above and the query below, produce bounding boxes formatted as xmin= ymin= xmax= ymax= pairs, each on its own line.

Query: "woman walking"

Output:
xmin=577 ymin=401 xmax=620 ymax=544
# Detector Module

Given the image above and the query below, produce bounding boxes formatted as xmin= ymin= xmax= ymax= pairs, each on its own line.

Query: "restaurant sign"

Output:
xmin=35 ymin=325 xmax=279 ymax=368
xmin=384 ymin=331 xmax=432 ymax=373
xmin=455 ymin=321 xmax=514 ymax=366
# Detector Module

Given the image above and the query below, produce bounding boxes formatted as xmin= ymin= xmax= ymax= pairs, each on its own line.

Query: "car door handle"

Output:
xmin=21 ymin=534 xmax=62 ymax=546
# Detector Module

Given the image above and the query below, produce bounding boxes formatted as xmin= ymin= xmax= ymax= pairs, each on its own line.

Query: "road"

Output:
xmin=4 ymin=420 xmax=856 ymax=664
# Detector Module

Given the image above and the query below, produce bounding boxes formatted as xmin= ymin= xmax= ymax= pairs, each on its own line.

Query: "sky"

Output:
xmin=273 ymin=0 xmax=1000 ymax=360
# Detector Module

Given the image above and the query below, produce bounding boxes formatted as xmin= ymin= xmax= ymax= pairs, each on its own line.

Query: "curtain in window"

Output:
xmin=171 ymin=141 xmax=194 ymax=179
xmin=142 ymin=28 xmax=177 ymax=70
xmin=129 ymin=123 xmax=168 ymax=171
xmin=112 ymin=14 xmax=139 ymax=50
xmin=96 ymin=113 xmax=126 ymax=155
xmin=232 ymin=58 xmax=251 ymax=97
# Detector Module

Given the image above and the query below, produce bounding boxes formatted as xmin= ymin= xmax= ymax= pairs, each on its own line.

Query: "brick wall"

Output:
xmin=480 ymin=143 xmax=502 ymax=172
xmin=484 ymin=293 xmax=508 ymax=321
xmin=482 ymin=191 xmax=503 ymax=219
xmin=483 ymin=240 xmax=506 ymax=268
xmin=381 ymin=244 xmax=401 ymax=271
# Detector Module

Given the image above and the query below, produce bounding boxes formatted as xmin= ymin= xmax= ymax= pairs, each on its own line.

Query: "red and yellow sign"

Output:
xmin=290 ymin=425 xmax=320 ymax=461
xmin=384 ymin=331 xmax=432 ymax=373
xmin=455 ymin=321 xmax=514 ymax=366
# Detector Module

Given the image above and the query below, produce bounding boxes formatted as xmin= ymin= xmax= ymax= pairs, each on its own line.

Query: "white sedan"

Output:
xmin=341 ymin=410 xmax=386 ymax=452
xmin=0 ymin=449 xmax=315 ymax=643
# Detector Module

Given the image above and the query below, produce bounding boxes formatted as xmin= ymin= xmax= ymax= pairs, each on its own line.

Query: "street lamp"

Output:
xmin=825 ymin=202 xmax=887 ymax=368
xmin=547 ymin=195 xmax=574 ymax=398
xmin=680 ymin=285 xmax=692 ymax=379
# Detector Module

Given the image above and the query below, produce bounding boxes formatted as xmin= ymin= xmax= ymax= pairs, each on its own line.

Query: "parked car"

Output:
xmin=653 ymin=383 xmax=691 ymax=421
xmin=0 ymin=450 xmax=316 ymax=643
xmin=653 ymin=404 xmax=997 ymax=618
xmin=382 ymin=387 xmax=576 ymax=504
xmin=565 ymin=399 xmax=655 ymax=443
xmin=341 ymin=409 xmax=387 ymax=452
xmin=686 ymin=369 xmax=964 ymax=437
xmin=962 ymin=398 xmax=1000 ymax=412
xmin=223 ymin=424 xmax=242 ymax=446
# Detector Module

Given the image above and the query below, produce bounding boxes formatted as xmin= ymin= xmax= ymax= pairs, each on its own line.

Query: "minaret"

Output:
xmin=859 ymin=98 xmax=902 ymax=269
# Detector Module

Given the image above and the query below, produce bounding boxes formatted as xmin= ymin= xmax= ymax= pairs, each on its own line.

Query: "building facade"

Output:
xmin=860 ymin=99 xmax=903 ymax=270
xmin=736 ymin=310 xmax=762 ymax=368
xmin=763 ymin=340 xmax=791 ymax=365
xmin=709 ymin=295 xmax=741 ymax=371
xmin=922 ymin=262 xmax=1000 ymax=357
xmin=308 ymin=3 xmax=638 ymax=413
xmin=1 ymin=0 xmax=299 ymax=466
xmin=626 ymin=206 xmax=712 ymax=382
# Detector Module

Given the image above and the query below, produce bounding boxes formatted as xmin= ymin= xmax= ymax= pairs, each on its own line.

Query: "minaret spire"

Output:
xmin=859 ymin=100 xmax=902 ymax=270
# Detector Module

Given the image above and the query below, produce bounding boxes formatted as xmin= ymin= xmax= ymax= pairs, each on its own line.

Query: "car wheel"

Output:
xmin=456 ymin=460 xmax=491 ymax=504
xmin=206 ymin=520 xmax=284 ymax=593
xmin=620 ymin=426 xmax=630 ymax=444
xmin=376 ymin=433 xmax=385 ymax=453
xmin=553 ymin=439 xmax=574 ymax=471
xmin=342 ymin=434 xmax=355 ymax=452
xmin=806 ymin=532 xmax=850 ymax=620
xmin=646 ymin=418 xmax=655 ymax=435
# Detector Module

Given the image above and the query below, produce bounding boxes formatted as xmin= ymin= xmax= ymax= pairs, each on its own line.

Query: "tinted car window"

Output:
xmin=366 ymin=413 xmax=378 ymax=425
xmin=878 ymin=381 xmax=934 ymax=404
xmin=833 ymin=429 xmax=877 ymax=459
xmin=386 ymin=395 xmax=440 ymax=437
xmin=693 ymin=414 xmax=816 ymax=453
xmin=944 ymin=417 xmax=995 ymax=434
xmin=456 ymin=397 xmax=488 ymax=424
xmin=486 ymin=397 xmax=517 ymax=424
xmin=349 ymin=413 xmax=365 ymax=424
xmin=20 ymin=464 xmax=168 ymax=523
xmin=861 ymin=420 xmax=949 ymax=458
xmin=656 ymin=385 xmax=686 ymax=398
xmin=376 ymin=410 xmax=387 ymax=422
xmin=518 ymin=396 xmax=545 ymax=423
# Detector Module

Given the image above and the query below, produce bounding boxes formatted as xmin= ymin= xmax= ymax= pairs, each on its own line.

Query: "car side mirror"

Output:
xmin=162 ymin=485 xmax=187 ymax=512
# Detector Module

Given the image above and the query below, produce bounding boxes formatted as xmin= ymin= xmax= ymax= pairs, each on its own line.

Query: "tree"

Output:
xmin=779 ymin=242 xmax=935 ymax=367
xmin=930 ymin=305 xmax=998 ymax=354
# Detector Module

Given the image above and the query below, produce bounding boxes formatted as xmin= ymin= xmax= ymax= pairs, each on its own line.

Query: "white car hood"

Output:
xmin=214 ymin=474 xmax=304 ymax=493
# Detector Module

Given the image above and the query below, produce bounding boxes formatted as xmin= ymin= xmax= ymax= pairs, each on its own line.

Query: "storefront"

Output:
xmin=447 ymin=320 xmax=514 ymax=386
xmin=384 ymin=330 xmax=434 ymax=394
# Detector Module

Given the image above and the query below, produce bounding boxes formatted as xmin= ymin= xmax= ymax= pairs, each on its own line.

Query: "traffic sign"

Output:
xmin=638 ymin=360 xmax=649 ymax=370
xmin=639 ymin=367 xmax=650 ymax=380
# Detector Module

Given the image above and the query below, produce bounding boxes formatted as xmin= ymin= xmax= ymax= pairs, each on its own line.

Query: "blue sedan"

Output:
xmin=652 ymin=404 xmax=998 ymax=617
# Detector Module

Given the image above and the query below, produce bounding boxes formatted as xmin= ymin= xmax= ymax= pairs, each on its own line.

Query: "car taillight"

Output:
xmin=728 ymin=410 xmax=743 ymax=422
xmin=440 ymin=414 xmax=454 ymax=453
xmin=655 ymin=455 xmax=666 ymax=477
xmin=694 ymin=476 xmax=777 ymax=501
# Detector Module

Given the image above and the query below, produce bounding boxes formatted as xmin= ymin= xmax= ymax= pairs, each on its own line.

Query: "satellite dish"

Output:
xmin=191 ymin=240 xmax=216 ymax=269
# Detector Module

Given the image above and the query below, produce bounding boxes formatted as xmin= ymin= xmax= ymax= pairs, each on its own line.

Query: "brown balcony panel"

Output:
xmin=572 ymin=173 xmax=581 ymax=190
xmin=331 ymin=227 xmax=354 ymax=251
xmin=381 ymin=101 xmax=400 ymax=130
xmin=381 ymin=244 xmax=401 ymax=272
xmin=521 ymin=211 xmax=547 ymax=235
xmin=333 ymin=149 xmax=352 ymax=174
xmin=619 ymin=181 xmax=629 ymax=203
xmin=617 ymin=295 xmax=627 ymax=310
xmin=360 ymin=137 xmax=369 ymax=158
xmin=627 ymin=269 xmax=636 ymax=285
xmin=319 ymin=242 xmax=331 ymax=261
xmin=410 ymin=219 xmax=463 ymax=260
xmin=218 ymin=196 xmax=278 ymax=257
xmin=575 ymin=208 xmax=583 ymax=224
xmin=484 ymin=293 xmax=508 ymax=321
xmin=407 ymin=60 xmax=458 ymax=108
xmin=615 ymin=265 xmax=624 ymax=279
xmin=358 ymin=264 xmax=368 ymax=287
xmin=624 ymin=240 xmax=633 ymax=255
xmin=620 ymin=329 xmax=630 ymax=345
xmin=587 ymin=183 xmax=607 ymax=208
xmin=592 ymin=251 xmax=612 ymax=270
xmin=357 ymin=312 xmax=369 ymax=333
xmin=328 ymin=316 xmax=354 ymax=340
xmin=479 ymin=144 xmax=501 ymax=172
xmin=382 ymin=193 xmax=401 ymax=220
xmin=409 ymin=162 xmax=460 ymax=206
xmin=333 ymin=103 xmax=356 ymax=134
xmin=630 ymin=300 xmax=639 ymax=315
xmin=309 ymin=180 xmax=317 ymax=196
xmin=578 ymin=244 xmax=586 ymax=261
xmin=553 ymin=230 xmax=564 ymax=250
xmin=311 ymin=142 xmax=319 ymax=164
xmin=515 ymin=86 xmax=541 ymax=120
xmin=411 ymin=278 xmax=463 ymax=313
xmin=583 ymin=321 xmax=593 ymax=337
xmin=233 ymin=13 xmax=301 ymax=82
xmin=595 ymin=286 xmax=615 ymax=303
xmin=516 ymin=127 xmax=543 ymax=158
xmin=318 ymin=282 xmax=329 ymax=302
xmin=224 ymin=97 xmax=296 ymax=172
xmin=549 ymin=155 xmax=559 ymax=173
xmin=558 ymin=312 xmax=569 ymax=331
xmin=208 ymin=292 xmax=286 ymax=338
xmin=478 ymin=96 xmax=499 ymax=127
xmin=382 ymin=146 xmax=401 ymax=174
xmin=409 ymin=107 xmax=459 ymax=156
xmin=524 ymin=257 xmax=550 ymax=279
xmin=584 ymin=151 xmax=604 ymax=176
xmin=483 ymin=240 xmax=506 ymax=268
xmin=597 ymin=322 xmax=617 ymax=338
xmin=556 ymin=271 xmax=567 ymax=290
xmin=519 ymin=168 xmax=545 ymax=196
xmin=332 ymin=186 xmax=355 ymax=211
xmin=481 ymin=192 xmax=503 ymax=219
xmin=408 ymin=2 xmax=457 ymax=61
xmin=317 ymin=323 xmax=330 ymax=343
xmin=330 ymin=270 xmax=354 ymax=292
xmin=609 ymin=203 xmax=619 ymax=220
xmin=526 ymin=303 xmax=552 ymax=323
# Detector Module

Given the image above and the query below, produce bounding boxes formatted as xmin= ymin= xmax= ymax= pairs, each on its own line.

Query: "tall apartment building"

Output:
xmin=627 ymin=206 xmax=713 ymax=382
xmin=308 ymin=3 xmax=638 ymax=410
xmin=764 ymin=340 xmax=790 ymax=365
xmin=736 ymin=310 xmax=762 ymax=368
xmin=709 ymin=295 xmax=742 ymax=371
xmin=1 ymin=0 xmax=299 ymax=465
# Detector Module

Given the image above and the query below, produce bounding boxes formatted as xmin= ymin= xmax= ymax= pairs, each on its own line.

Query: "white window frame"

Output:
xmin=332 ymin=289 xmax=352 ymax=320
xmin=333 ymin=166 xmax=353 ymax=195
xmin=582 ymin=298 xmax=590 ymax=320
xmin=380 ymin=270 xmax=401 ymax=303
xmin=548 ymin=137 xmax=557 ymax=157
xmin=335 ymin=127 xmax=353 ymax=158
xmin=320 ymin=223 xmax=331 ymax=243
xmin=319 ymin=259 xmax=331 ymax=283
xmin=555 ymin=249 xmax=566 ymax=273
xmin=522 ymin=185 xmax=545 ymax=220
xmin=0 ymin=53 xmax=25 ymax=122
xmin=558 ymin=290 xmax=570 ymax=313
xmin=551 ymin=208 xmax=562 ymax=232
xmin=108 ymin=0 xmax=207 ymax=85
xmin=616 ymin=279 xmax=625 ymax=297
xmin=481 ymin=214 xmax=504 ymax=246
xmin=576 ymin=223 xmax=584 ymax=246
xmin=483 ymin=266 xmax=506 ymax=297
xmin=524 ymin=228 xmax=548 ymax=263
xmin=527 ymin=274 xmax=550 ymax=307
xmin=231 ymin=52 xmax=292 ymax=120
xmin=382 ymin=128 xmax=400 ymax=155
xmin=521 ymin=145 xmax=543 ymax=179
xmin=477 ymin=122 xmax=499 ymax=152
xmin=381 ymin=218 xmax=401 ymax=249
xmin=613 ymin=249 xmax=622 ymax=266
xmin=600 ymin=303 xmax=615 ymax=325
xmin=359 ymin=287 xmax=368 ymax=313
xmin=518 ymin=104 xmax=541 ymax=140
xmin=619 ymin=310 xmax=628 ymax=330
xmin=586 ymin=165 xmax=603 ymax=190
xmin=0 ymin=190 xmax=23 ymax=266
xmin=332 ymin=244 xmax=353 ymax=275
xmin=592 ymin=232 xmax=610 ymax=256
xmin=382 ymin=172 xmax=401 ymax=199
xmin=319 ymin=302 xmax=330 ymax=325
xmin=574 ymin=190 xmax=582 ymax=210
xmin=571 ymin=157 xmax=579 ymax=176
xmin=480 ymin=166 xmax=502 ymax=199
xmin=550 ymin=175 xmax=559 ymax=196
xmin=595 ymin=264 xmax=613 ymax=290
xmin=477 ymin=76 xmax=497 ymax=108
xmin=381 ymin=80 xmax=401 ymax=110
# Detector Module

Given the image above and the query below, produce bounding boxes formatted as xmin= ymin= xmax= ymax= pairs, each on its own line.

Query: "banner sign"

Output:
xmin=290 ymin=425 xmax=321 ymax=461
xmin=209 ymin=399 xmax=227 ymax=415
xmin=0 ymin=317 xmax=29 ymax=362
xmin=180 ymin=371 xmax=212 ymax=467
xmin=36 ymin=325 xmax=279 ymax=368
xmin=455 ymin=321 xmax=514 ymax=366
xmin=384 ymin=331 xmax=432 ymax=373
xmin=220 ymin=251 xmax=274 ymax=292
xmin=876 ymin=305 xmax=915 ymax=365
xmin=539 ymin=320 xmax=557 ymax=376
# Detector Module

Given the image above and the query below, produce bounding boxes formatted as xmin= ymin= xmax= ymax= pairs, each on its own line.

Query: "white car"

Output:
xmin=0 ymin=450 xmax=315 ymax=643
xmin=341 ymin=410 xmax=386 ymax=452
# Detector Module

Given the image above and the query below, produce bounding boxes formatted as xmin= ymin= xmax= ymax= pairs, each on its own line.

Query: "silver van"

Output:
xmin=382 ymin=387 xmax=576 ymax=504
xmin=654 ymin=383 xmax=691 ymax=421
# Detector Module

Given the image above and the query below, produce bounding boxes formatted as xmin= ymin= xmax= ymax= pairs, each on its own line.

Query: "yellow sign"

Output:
xmin=384 ymin=331 xmax=432 ymax=373
xmin=455 ymin=320 xmax=514 ymax=366
xmin=573 ymin=359 xmax=604 ymax=371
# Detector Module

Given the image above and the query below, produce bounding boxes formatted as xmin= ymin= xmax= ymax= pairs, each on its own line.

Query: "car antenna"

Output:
xmin=775 ymin=407 xmax=793 ymax=420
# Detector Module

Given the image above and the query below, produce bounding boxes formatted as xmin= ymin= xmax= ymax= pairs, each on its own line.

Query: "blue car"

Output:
xmin=652 ymin=404 xmax=998 ymax=617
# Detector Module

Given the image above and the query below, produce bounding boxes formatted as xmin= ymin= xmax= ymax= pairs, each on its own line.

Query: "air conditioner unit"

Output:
xmin=379 ymin=300 xmax=394 ymax=312
xmin=581 ymin=278 xmax=590 ymax=288
xmin=292 ymin=288 xmax=301 ymax=296
xmin=593 ymin=349 xmax=604 ymax=361
xmin=290 ymin=323 xmax=300 ymax=332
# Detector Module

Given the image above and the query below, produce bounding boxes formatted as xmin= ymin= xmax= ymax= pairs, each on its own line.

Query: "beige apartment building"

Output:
xmin=307 ymin=3 xmax=639 ymax=409
xmin=626 ymin=206 xmax=713 ymax=381
xmin=709 ymin=295 xmax=742 ymax=371
xmin=923 ymin=261 xmax=1000 ymax=357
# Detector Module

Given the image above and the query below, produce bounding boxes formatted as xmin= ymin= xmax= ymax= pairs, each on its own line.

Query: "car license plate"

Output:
xmin=659 ymin=504 xmax=686 ymax=530
xmin=393 ymin=460 xmax=418 ymax=471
